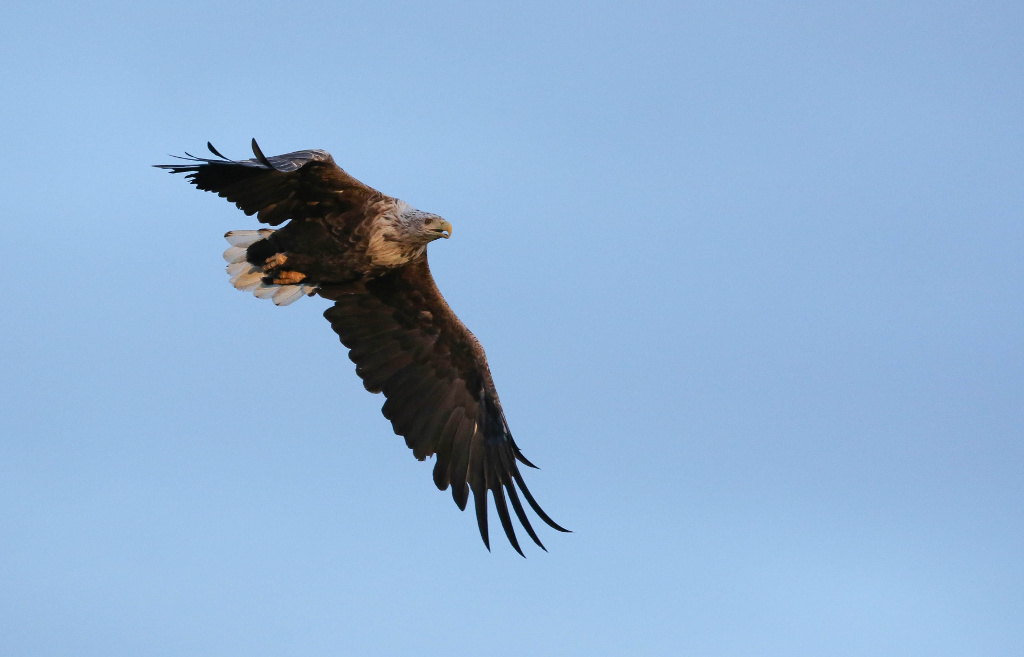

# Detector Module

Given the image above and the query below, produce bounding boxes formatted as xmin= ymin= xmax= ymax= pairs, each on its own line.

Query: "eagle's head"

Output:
xmin=397 ymin=204 xmax=452 ymax=244
xmin=367 ymin=201 xmax=454 ymax=267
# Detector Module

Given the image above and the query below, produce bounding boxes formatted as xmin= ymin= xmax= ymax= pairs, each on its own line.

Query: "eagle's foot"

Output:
xmin=272 ymin=271 xmax=307 ymax=285
xmin=261 ymin=253 xmax=307 ymax=284
xmin=263 ymin=253 xmax=289 ymax=270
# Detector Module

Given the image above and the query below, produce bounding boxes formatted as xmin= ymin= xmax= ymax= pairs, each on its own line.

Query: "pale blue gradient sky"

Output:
xmin=1 ymin=2 xmax=1022 ymax=655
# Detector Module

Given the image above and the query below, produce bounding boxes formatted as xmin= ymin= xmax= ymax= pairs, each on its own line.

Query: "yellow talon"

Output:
xmin=264 ymin=253 xmax=288 ymax=270
xmin=273 ymin=271 xmax=306 ymax=284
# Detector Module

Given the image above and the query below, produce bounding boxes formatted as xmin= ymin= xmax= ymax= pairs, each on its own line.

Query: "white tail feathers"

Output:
xmin=222 ymin=246 xmax=247 ymax=263
xmin=223 ymin=230 xmax=316 ymax=306
xmin=224 ymin=229 xmax=275 ymax=247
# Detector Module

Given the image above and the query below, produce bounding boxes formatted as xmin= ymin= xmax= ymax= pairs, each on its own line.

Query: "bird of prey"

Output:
xmin=156 ymin=140 xmax=567 ymax=554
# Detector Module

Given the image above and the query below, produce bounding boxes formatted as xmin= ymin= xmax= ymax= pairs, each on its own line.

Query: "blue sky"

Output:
xmin=1 ymin=1 xmax=1021 ymax=655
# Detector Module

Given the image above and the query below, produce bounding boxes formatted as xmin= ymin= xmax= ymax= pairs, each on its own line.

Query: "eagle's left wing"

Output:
xmin=320 ymin=259 xmax=568 ymax=555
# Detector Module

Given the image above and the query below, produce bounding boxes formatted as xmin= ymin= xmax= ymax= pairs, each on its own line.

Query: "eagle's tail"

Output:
xmin=222 ymin=230 xmax=316 ymax=306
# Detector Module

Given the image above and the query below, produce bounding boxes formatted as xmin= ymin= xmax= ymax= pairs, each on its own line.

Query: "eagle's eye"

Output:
xmin=425 ymin=218 xmax=435 ymax=225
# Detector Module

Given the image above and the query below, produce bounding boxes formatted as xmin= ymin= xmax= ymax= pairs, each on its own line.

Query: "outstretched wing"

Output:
xmin=154 ymin=139 xmax=381 ymax=225
xmin=320 ymin=259 xmax=568 ymax=555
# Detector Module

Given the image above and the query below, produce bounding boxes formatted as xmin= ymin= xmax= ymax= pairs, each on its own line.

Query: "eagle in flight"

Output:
xmin=156 ymin=140 xmax=567 ymax=554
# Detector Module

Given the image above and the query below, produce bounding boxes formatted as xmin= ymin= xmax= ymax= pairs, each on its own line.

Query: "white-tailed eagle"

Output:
xmin=156 ymin=140 xmax=567 ymax=554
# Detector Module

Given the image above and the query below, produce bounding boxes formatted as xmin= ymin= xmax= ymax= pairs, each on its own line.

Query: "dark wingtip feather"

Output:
xmin=452 ymin=483 xmax=469 ymax=511
xmin=474 ymin=487 xmax=491 ymax=550
xmin=514 ymin=449 xmax=539 ymax=469
xmin=492 ymin=486 xmax=525 ymax=557
xmin=509 ymin=437 xmax=539 ymax=469
xmin=207 ymin=142 xmax=229 ymax=160
xmin=505 ymin=481 xmax=546 ymax=550
xmin=512 ymin=469 xmax=571 ymax=533
xmin=251 ymin=138 xmax=277 ymax=170
xmin=153 ymin=153 xmax=200 ymax=171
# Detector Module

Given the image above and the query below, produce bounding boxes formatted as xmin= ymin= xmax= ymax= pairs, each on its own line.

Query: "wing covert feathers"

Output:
xmin=321 ymin=259 xmax=568 ymax=555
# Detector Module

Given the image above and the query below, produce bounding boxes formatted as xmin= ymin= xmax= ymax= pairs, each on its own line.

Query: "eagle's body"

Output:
xmin=157 ymin=141 xmax=566 ymax=554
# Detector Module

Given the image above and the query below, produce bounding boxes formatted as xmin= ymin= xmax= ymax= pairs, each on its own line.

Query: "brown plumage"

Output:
xmin=156 ymin=139 xmax=567 ymax=554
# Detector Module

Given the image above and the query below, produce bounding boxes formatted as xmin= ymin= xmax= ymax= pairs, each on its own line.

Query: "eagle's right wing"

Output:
xmin=155 ymin=139 xmax=381 ymax=225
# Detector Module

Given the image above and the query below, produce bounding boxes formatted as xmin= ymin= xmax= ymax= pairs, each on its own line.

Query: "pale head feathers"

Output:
xmin=366 ymin=199 xmax=452 ymax=267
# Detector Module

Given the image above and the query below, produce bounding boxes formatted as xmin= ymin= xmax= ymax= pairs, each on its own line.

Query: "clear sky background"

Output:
xmin=1 ymin=2 xmax=1021 ymax=655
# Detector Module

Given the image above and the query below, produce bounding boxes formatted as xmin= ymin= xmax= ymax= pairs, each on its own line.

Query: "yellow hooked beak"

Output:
xmin=438 ymin=219 xmax=452 ymax=239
